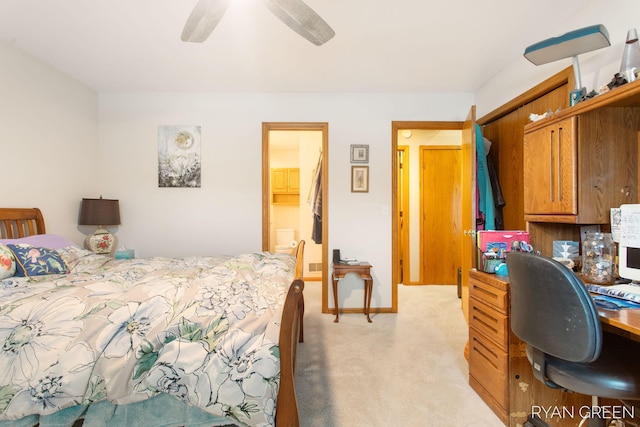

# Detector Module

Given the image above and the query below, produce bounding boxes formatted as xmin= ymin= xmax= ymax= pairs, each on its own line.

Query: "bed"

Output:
xmin=0 ymin=208 xmax=304 ymax=427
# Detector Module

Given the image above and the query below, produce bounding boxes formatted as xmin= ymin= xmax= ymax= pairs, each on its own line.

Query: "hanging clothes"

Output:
xmin=475 ymin=124 xmax=496 ymax=230
xmin=309 ymin=152 xmax=323 ymax=244
xmin=486 ymin=151 xmax=505 ymax=230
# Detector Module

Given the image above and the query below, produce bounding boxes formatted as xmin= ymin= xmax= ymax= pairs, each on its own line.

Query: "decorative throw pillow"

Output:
xmin=7 ymin=244 xmax=68 ymax=277
xmin=0 ymin=244 xmax=16 ymax=279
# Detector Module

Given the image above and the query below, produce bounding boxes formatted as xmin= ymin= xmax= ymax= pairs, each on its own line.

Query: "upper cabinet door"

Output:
xmin=523 ymin=117 xmax=577 ymax=216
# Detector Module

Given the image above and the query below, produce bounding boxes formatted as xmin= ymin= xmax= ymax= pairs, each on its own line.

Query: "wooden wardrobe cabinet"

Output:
xmin=523 ymin=117 xmax=577 ymax=217
xmin=523 ymin=101 xmax=639 ymax=225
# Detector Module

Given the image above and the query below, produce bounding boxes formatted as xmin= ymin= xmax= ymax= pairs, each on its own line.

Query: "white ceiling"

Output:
xmin=0 ymin=0 xmax=592 ymax=93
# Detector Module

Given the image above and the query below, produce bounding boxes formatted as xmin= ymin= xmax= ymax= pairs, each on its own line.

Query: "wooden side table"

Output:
xmin=331 ymin=262 xmax=373 ymax=323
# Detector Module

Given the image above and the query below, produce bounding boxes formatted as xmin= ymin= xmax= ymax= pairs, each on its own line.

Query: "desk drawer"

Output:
xmin=469 ymin=276 xmax=508 ymax=314
xmin=469 ymin=326 xmax=509 ymax=413
xmin=469 ymin=297 xmax=509 ymax=350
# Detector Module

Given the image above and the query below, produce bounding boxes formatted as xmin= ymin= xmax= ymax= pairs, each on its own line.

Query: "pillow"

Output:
xmin=0 ymin=244 xmax=16 ymax=279
xmin=56 ymin=246 xmax=94 ymax=267
xmin=0 ymin=234 xmax=78 ymax=250
xmin=7 ymin=244 xmax=68 ymax=277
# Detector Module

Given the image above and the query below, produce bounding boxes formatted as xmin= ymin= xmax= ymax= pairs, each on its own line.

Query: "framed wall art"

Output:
xmin=351 ymin=165 xmax=369 ymax=193
xmin=158 ymin=125 xmax=202 ymax=188
xmin=350 ymin=144 xmax=369 ymax=163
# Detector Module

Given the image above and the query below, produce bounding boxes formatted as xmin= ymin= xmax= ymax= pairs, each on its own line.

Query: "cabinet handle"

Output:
xmin=550 ymin=130 xmax=555 ymax=202
xmin=549 ymin=127 xmax=563 ymax=203
xmin=557 ymin=126 xmax=563 ymax=202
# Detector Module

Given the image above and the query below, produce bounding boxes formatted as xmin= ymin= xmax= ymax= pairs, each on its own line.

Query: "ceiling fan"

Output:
xmin=181 ymin=0 xmax=335 ymax=46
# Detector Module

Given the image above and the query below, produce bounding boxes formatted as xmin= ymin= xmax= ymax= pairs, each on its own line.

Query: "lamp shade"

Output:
xmin=79 ymin=198 xmax=121 ymax=226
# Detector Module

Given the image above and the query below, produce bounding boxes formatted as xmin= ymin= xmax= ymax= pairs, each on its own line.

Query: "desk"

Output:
xmin=331 ymin=262 xmax=373 ymax=323
xmin=468 ymin=270 xmax=640 ymax=426
xmin=597 ymin=307 xmax=640 ymax=339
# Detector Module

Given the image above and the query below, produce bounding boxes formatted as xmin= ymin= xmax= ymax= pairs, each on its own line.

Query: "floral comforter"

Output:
xmin=0 ymin=247 xmax=296 ymax=427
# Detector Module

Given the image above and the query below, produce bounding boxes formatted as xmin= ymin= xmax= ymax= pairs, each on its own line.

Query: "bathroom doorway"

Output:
xmin=262 ymin=123 xmax=329 ymax=306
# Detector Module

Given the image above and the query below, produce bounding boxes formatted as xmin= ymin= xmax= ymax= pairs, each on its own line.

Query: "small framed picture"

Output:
xmin=350 ymin=144 xmax=369 ymax=163
xmin=351 ymin=166 xmax=369 ymax=193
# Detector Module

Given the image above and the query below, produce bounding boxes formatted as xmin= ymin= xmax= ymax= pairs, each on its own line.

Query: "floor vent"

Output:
xmin=308 ymin=262 xmax=322 ymax=272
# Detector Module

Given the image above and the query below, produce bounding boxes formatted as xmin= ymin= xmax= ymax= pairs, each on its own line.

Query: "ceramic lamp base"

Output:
xmin=86 ymin=228 xmax=115 ymax=254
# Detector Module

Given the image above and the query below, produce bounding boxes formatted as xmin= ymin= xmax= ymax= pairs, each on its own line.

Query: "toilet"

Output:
xmin=275 ymin=228 xmax=296 ymax=254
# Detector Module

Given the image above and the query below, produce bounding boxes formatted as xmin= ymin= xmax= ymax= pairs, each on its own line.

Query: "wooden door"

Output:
xmin=397 ymin=147 xmax=410 ymax=284
xmin=421 ymin=146 xmax=461 ymax=284
xmin=460 ymin=106 xmax=477 ymax=321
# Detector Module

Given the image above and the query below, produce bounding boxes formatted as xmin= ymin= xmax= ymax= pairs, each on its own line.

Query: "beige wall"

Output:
xmin=96 ymin=92 xmax=474 ymax=310
xmin=0 ymin=39 xmax=99 ymax=243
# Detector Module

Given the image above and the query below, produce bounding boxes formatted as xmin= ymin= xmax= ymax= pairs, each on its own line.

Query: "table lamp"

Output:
xmin=524 ymin=24 xmax=611 ymax=105
xmin=79 ymin=197 xmax=121 ymax=254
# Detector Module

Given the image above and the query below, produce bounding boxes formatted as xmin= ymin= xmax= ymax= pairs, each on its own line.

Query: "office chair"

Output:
xmin=506 ymin=252 xmax=640 ymax=427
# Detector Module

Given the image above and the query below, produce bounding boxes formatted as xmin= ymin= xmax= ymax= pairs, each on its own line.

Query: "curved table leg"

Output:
xmin=332 ymin=273 xmax=339 ymax=322
xmin=364 ymin=277 xmax=373 ymax=323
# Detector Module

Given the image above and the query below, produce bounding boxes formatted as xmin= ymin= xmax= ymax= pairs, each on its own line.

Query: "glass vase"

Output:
xmin=582 ymin=232 xmax=616 ymax=285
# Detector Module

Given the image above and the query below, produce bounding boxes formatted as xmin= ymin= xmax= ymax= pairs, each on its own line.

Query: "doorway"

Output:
xmin=262 ymin=123 xmax=329 ymax=308
xmin=420 ymin=146 xmax=461 ymax=284
xmin=392 ymin=122 xmax=463 ymax=288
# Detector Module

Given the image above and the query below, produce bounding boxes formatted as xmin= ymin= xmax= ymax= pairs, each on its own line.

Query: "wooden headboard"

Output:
xmin=0 ymin=208 xmax=46 ymax=238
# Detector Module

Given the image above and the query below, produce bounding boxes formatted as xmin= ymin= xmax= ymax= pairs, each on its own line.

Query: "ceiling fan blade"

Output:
xmin=181 ymin=0 xmax=231 ymax=43
xmin=262 ymin=0 xmax=335 ymax=46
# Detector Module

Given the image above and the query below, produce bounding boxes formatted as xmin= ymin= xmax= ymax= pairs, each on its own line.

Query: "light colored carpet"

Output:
xmin=295 ymin=282 xmax=504 ymax=427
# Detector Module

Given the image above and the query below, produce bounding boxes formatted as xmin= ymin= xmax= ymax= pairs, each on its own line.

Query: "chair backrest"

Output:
xmin=506 ymin=251 xmax=602 ymax=363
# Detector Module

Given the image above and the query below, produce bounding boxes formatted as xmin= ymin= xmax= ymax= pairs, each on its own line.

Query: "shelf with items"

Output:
xmin=524 ymin=77 xmax=640 ymax=133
